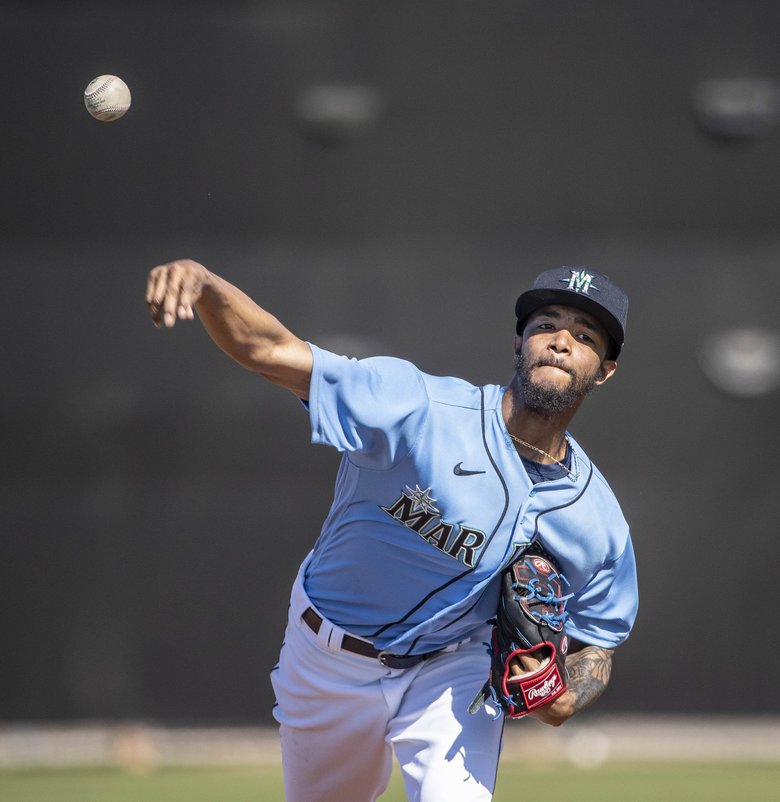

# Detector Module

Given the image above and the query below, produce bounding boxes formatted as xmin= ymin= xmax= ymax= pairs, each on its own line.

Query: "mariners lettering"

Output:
xmin=421 ymin=521 xmax=453 ymax=550
xmin=381 ymin=493 xmax=436 ymax=533
xmin=380 ymin=486 xmax=486 ymax=568
xmin=446 ymin=527 xmax=485 ymax=565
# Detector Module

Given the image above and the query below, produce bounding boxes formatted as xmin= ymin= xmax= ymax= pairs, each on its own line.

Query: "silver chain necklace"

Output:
xmin=507 ymin=433 xmax=577 ymax=479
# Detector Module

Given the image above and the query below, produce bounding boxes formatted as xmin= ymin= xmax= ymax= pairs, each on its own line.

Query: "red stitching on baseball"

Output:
xmin=85 ymin=78 xmax=116 ymax=99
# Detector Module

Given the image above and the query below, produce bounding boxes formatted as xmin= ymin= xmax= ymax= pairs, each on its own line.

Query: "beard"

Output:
xmin=513 ymin=353 xmax=600 ymax=416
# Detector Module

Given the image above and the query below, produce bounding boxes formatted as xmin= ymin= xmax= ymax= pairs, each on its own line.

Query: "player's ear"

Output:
xmin=595 ymin=360 xmax=617 ymax=385
xmin=513 ymin=334 xmax=523 ymax=354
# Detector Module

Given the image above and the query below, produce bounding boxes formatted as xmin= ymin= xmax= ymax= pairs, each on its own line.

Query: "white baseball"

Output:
xmin=84 ymin=75 xmax=132 ymax=121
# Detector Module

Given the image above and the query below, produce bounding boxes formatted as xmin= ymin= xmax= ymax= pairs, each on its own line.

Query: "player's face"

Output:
xmin=513 ymin=305 xmax=617 ymax=413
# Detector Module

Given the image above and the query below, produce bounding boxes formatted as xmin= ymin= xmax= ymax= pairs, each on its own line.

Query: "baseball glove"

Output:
xmin=469 ymin=543 xmax=571 ymax=718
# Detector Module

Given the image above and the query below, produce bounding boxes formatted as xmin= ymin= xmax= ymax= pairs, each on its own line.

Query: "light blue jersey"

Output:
xmin=303 ymin=344 xmax=638 ymax=656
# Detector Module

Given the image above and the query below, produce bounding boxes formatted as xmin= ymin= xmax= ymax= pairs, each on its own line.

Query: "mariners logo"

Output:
xmin=560 ymin=268 xmax=599 ymax=295
xmin=401 ymin=485 xmax=439 ymax=516
xmin=380 ymin=485 xmax=486 ymax=568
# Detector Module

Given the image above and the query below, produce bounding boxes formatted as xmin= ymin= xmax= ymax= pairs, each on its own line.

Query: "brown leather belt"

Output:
xmin=301 ymin=607 xmax=438 ymax=669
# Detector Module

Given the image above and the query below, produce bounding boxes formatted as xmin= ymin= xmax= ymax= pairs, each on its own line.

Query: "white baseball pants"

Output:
xmin=270 ymin=558 xmax=505 ymax=802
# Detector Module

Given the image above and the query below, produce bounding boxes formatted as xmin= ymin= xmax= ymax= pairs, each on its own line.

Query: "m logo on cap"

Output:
xmin=561 ymin=269 xmax=599 ymax=295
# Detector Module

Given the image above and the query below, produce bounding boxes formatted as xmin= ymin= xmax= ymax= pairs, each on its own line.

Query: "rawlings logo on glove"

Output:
xmin=469 ymin=543 xmax=571 ymax=718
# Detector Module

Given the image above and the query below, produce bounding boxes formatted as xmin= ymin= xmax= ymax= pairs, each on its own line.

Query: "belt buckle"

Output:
xmin=377 ymin=650 xmax=419 ymax=670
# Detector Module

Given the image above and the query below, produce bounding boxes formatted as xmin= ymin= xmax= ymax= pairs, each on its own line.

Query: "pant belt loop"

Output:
xmin=315 ymin=613 xmax=350 ymax=655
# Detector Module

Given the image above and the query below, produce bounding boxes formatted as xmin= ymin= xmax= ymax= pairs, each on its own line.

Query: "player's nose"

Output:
xmin=548 ymin=328 xmax=574 ymax=353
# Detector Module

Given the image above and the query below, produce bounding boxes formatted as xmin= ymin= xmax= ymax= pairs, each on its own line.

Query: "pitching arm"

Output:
xmin=513 ymin=639 xmax=614 ymax=727
xmin=145 ymin=259 xmax=313 ymax=400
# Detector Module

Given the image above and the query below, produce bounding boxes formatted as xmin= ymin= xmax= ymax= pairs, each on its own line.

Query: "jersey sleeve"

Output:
xmin=306 ymin=343 xmax=429 ymax=469
xmin=565 ymin=537 xmax=639 ymax=649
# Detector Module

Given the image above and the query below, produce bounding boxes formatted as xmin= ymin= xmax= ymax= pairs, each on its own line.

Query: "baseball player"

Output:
xmin=145 ymin=260 xmax=638 ymax=802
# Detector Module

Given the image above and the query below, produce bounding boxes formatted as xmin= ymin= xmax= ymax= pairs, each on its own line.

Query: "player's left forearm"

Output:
xmin=530 ymin=644 xmax=614 ymax=726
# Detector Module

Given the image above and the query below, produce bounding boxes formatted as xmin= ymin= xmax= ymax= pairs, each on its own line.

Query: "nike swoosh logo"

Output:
xmin=453 ymin=462 xmax=486 ymax=476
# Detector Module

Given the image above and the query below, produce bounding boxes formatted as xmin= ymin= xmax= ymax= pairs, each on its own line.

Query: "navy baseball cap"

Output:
xmin=515 ymin=266 xmax=628 ymax=358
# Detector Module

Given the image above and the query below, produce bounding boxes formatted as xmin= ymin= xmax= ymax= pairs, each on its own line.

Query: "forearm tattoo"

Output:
xmin=566 ymin=646 xmax=614 ymax=713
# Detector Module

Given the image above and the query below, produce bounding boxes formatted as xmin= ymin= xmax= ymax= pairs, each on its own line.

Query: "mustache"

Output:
xmin=532 ymin=357 xmax=575 ymax=376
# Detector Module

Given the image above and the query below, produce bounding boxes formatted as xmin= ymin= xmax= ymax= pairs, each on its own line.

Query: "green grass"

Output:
xmin=0 ymin=766 xmax=281 ymax=802
xmin=495 ymin=762 xmax=780 ymax=802
xmin=0 ymin=766 xmax=279 ymax=802
xmin=1 ymin=762 xmax=778 ymax=801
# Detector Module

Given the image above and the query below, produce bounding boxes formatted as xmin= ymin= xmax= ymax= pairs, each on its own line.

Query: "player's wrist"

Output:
xmin=529 ymin=691 xmax=575 ymax=726
xmin=193 ymin=264 xmax=219 ymax=299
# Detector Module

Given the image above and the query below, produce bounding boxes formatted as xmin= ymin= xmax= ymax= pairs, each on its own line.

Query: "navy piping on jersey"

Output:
xmin=408 ymin=446 xmax=597 ymax=654
xmin=405 ymin=387 xmax=546 ymax=655
xmin=403 ymin=394 xmax=598 ymax=656
xmin=404 ymin=593 xmax=484 ymax=655
xmin=366 ymin=387 xmax=511 ymax=646
xmin=527 ymin=458 xmax=594 ymax=542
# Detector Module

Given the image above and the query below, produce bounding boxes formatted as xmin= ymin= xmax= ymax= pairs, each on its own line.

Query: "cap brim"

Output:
xmin=515 ymin=289 xmax=623 ymax=357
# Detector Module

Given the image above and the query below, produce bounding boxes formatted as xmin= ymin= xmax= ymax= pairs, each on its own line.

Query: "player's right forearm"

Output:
xmin=146 ymin=259 xmax=313 ymax=398
xmin=196 ymin=274 xmax=313 ymax=394
xmin=195 ymin=272 xmax=287 ymax=367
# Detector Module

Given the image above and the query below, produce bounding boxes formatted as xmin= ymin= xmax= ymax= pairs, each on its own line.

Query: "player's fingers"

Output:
xmin=510 ymin=651 xmax=547 ymax=676
xmin=178 ymin=283 xmax=199 ymax=320
xmin=147 ymin=260 xmax=205 ymax=326
xmin=147 ymin=264 xmax=173 ymax=306
xmin=146 ymin=266 xmax=170 ymax=327
xmin=161 ymin=264 xmax=185 ymax=328
xmin=511 ymin=655 xmax=535 ymax=675
xmin=146 ymin=266 xmax=163 ymax=304
xmin=179 ymin=261 xmax=209 ymax=319
xmin=519 ymin=653 xmax=542 ymax=671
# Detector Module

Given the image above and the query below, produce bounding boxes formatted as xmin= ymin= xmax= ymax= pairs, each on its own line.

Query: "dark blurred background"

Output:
xmin=2 ymin=0 xmax=779 ymax=724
